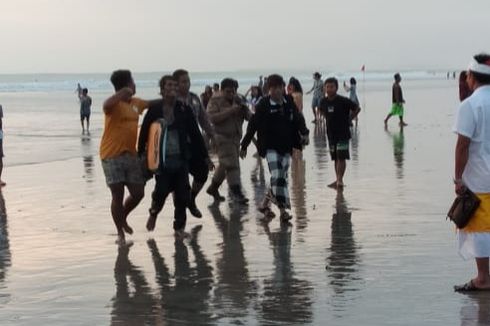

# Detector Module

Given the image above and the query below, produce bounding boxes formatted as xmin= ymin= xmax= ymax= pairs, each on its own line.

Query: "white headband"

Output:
xmin=468 ymin=57 xmax=490 ymax=75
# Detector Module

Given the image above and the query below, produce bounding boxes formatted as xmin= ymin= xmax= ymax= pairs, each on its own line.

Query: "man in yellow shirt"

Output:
xmin=100 ymin=70 xmax=148 ymax=243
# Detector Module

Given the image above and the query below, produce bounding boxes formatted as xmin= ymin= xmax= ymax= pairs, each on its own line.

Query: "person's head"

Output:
xmin=324 ymin=77 xmax=339 ymax=97
xmin=213 ymin=83 xmax=220 ymax=93
xmin=350 ymin=77 xmax=357 ymax=86
xmin=204 ymin=85 xmax=212 ymax=94
xmin=172 ymin=69 xmax=190 ymax=95
xmin=267 ymin=74 xmax=286 ymax=101
xmin=313 ymin=72 xmax=321 ymax=80
xmin=110 ymin=70 xmax=135 ymax=93
xmin=82 ymin=88 xmax=88 ymax=95
xmin=288 ymin=77 xmax=303 ymax=94
xmin=251 ymin=85 xmax=263 ymax=99
xmin=394 ymin=73 xmax=402 ymax=83
xmin=159 ymin=75 xmax=178 ymax=99
xmin=467 ymin=53 xmax=490 ymax=90
xmin=259 ymin=75 xmax=263 ymax=81
xmin=220 ymin=78 xmax=237 ymax=101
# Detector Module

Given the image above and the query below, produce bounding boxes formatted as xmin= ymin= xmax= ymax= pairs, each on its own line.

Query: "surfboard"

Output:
xmin=147 ymin=119 xmax=167 ymax=172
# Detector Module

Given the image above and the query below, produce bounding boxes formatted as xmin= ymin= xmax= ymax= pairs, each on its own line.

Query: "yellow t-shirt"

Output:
xmin=100 ymin=97 xmax=148 ymax=160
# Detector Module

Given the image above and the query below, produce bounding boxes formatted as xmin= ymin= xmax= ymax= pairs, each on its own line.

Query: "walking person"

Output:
xmin=306 ymin=72 xmax=323 ymax=123
xmin=206 ymin=78 xmax=251 ymax=204
xmin=453 ymin=53 xmax=490 ymax=292
xmin=384 ymin=73 xmax=408 ymax=127
xmin=344 ymin=77 xmax=360 ymax=126
xmin=241 ymin=74 xmax=309 ymax=223
xmin=138 ymin=75 xmax=209 ymax=238
xmin=79 ymin=88 xmax=92 ymax=134
xmin=287 ymin=77 xmax=304 ymax=113
xmin=319 ymin=77 xmax=360 ymax=190
xmin=173 ymin=69 xmax=215 ymax=218
xmin=100 ymin=70 xmax=148 ymax=243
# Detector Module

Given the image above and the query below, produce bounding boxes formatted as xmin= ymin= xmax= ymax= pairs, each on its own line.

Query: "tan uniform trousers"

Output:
xmin=212 ymin=135 xmax=241 ymax=188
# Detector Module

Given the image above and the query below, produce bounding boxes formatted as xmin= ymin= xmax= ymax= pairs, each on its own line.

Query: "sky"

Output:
xmin=0 ymin=0 xmax=488 ymax=74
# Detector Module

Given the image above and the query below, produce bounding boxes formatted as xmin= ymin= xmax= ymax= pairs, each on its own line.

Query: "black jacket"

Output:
xmin=137 ymin=99 xmax=208 ymax=162
xmin=241 ymin=95 xmax=309 ymax=157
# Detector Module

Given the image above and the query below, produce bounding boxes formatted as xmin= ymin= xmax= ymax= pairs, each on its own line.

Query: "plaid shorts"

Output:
xmin=329 ymin=139 xmax=350 ymax=161
xmin=101 ymin=153 xmax=145 ymax=186
xmin=265 ymin=150 xmax=291 ymax=209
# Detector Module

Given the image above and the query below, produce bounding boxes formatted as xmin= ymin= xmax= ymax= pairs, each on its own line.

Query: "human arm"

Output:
xmin=187 ymin=108 xmax=210 ymax=162
xmin=240 ymin=111 xmax=259 ymax=158
xmin=454 ymin=134 xmax=470 ymax=194
xmin=207 ymin=98 xmax=239 ymax=125
xmin=103 ymin=87 xmax=134 ymax=114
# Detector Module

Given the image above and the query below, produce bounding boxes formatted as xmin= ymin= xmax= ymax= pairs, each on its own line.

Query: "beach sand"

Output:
xmin=0 ymin=78 xmax=489 ymax=325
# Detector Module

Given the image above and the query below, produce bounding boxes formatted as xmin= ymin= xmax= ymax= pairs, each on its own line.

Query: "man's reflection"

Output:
xmin=326 ymin=191 xmax=361 ymax=311
xmin=250 ymin=157 xmax=267 ymax=209
xmin=313 ymin=122 xmax=328 ymax=170
xmin=385 ymin=126 xmax=405 ymax=180
xmin=111 ymin=243 xmax=158 ymax=325
xmin=81 ymin=138 xmax=95 ymax=183
xmin=148 ymin=226 xmax=214 ymax=325
xmin=260 ymin=222 xmax=313 ymax=324
xmin=291 ymin=151 xmax=308 ymax=236
xmin=0 ymin=191 xmax=11 ymax=304
xmin=209 ymin=204 xmax=257 ymax=320
xmin=350 ymin=125 xmax=360 ymax=166
xmin=460 ymin=293 xmax=490 ymax=326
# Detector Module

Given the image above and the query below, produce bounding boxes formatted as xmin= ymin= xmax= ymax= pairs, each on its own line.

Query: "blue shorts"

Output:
xmin=311 ymin=96 xmax=322 ymax=109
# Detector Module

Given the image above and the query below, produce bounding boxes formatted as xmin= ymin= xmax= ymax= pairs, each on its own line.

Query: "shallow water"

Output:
xmin=0 ymin=78 xmax=487 ymax=325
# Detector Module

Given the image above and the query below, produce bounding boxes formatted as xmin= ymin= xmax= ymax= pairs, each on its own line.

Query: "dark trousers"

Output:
xmin=189 ymin=158 xmax=208 ymax=185
xmin=150 ymin=167 xmax=190 ymax=230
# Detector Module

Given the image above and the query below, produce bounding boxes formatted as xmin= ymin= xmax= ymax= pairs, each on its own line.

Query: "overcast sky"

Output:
xmin=0 ymin=0 xmax=488 ymax=74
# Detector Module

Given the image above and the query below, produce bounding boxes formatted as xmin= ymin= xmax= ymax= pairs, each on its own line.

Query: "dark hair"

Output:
xmin=159 ymin=75 xmax=175 ymax=89
xmin=267 ymin=74 xmax=285 ymax=88
xmin=221 ymin=78 xmax=236 ymax=90
xmin=459 ymin=71 xmax=467 ymax=83
xmin=82 ymin=88 xmax=88 ymax=94
xmin=394 ymin=73 xmax=401 ymax=81
xmin=324 ymin=77 xmax=338 ymax=89
xmin=172 ymin=69 xmax=189 ymax=81
xmin=288 ymin=77 xmax=303 ymax=94
xmin=213 ymin=83 xmax=220 ymax=90
xmin=350 ymin=77 xmax=357 ymax=85
xmin=110 ymin=70 xmax=132 ymax=91
xmin=313 ymin=72 xmax=321 ymax=79
xmin=471 ymin=53 xmax=490 ymax=85
xmin=251 ymin=86 xmax=263 ymax=99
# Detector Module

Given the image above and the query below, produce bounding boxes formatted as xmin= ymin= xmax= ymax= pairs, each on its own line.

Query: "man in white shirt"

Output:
xmin=454 ymin=53 xmax=490 ymax=292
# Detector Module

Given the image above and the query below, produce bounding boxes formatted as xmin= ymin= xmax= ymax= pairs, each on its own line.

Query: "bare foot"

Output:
xmin=122 ymin=223 xmax=133 ymax=235
xmin=146 ymin=215 xmax=157 ymax=232
xmin=327 ymin=181 xmax=338 ymax=189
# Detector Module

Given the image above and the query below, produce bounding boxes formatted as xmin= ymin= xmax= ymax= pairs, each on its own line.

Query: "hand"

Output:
xmin=301 ymin=135 xmax=310 ymax=147
xmin=455 ymin=183 xmax=465 ymax=195
xmin=240 ymin=148 xmax=247 ymax=159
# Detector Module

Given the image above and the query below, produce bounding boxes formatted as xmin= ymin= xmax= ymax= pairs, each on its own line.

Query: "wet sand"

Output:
xmin=0 ymin=79 xmax=488 ymax=325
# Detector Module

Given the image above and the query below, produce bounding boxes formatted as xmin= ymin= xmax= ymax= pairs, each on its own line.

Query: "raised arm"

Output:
xmin=103 ymin=87 xmax=134 ymax=114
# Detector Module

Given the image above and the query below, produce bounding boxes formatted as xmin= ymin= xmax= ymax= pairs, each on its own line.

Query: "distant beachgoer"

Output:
xmin=287 ymin=77 xmax=304 ymax=112
xmin=138 ymin=75 xmax=209 ymax=239
xmin=244 ymin=86 xmax=263 ymax=111
xmin=384 ymin=73 xmax=407 ymax=127
xmin=258 ymin=76 xmax=264 ymax=92
xmin=319 ymin=77 xmax=360 ymax=190
xmin=262 ymin=76 xmax=270 ymax=96
xmin=0 ymin=104 xmax=5 ymax=187
xmin=459 ymin=71 xmax=472 ymax=102
xmin=306 ymin=72 xmax=323 ymax=123
xmin=343 ymin=78 xmax=360 ymax=106
xmin=453 ymin=53 xmax=490 ymax=292
xmin=100 ymin=70 xmax=149 ymax=243
xmin=79 ymin=88 xmax=92 ymax=134
xmin=241 ymin=74 xmax=309 ymax=223
xmin=212 ymin=83 xmax=220 ymax=96
xmin=206 ymin=78 xmax=251 ymax=204
xmin=173 ymin=69 xmax=215 ymax=218
xmin=201 ymin=85 xmax=213 ymax=109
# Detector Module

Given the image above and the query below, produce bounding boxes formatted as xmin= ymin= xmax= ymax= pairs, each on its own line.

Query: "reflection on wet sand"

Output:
xmin=260 ymin=222 xmax=313 ymax=324
xmin=326 ymin=191 xmax=362 ymax=311
xmin=0 ymin=191 xmax=10 ymax=305
xmin=208 ymin=204 xmax=257 ymax=321
xmin=148 ymin=226 xmax=214 ymax=325
xmin=385 ymin=126 xmax=405 ymax=180
xmin=81 ymin=137 xmax=95 ymax=183
xmin=111 ymin=243 xmax=158 ymax=326
xmin=250 ymin=157 xmax=267 ymax=209
xmin=313 ymin=123 xmax=328 ymax=170
xmin=460 ymin=293 xmax=490 ymax=326
xmin=350 ymin=125 xmax=360 ymax=166
xmin=291 ymin=151 xmax=308 ymax=236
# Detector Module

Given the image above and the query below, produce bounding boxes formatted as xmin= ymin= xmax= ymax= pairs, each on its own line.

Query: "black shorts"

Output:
xmin=329 ymin=139 xmax=350 ymax=161
xmin=80 ymin=113 xmax=90 ymax=120
xmin=189 ymin=158 xmax=209 ymax=184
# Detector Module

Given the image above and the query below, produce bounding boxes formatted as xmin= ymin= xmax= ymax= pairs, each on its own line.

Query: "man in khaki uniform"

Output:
xmin=207 ymin=78 xmax=251 ymax=204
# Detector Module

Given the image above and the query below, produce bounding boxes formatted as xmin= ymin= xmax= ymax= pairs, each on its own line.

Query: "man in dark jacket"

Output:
xmin=138 ymin=75 xmax=209 ymax=238
xmin=240 ymin=74 xmax=309 ymax=223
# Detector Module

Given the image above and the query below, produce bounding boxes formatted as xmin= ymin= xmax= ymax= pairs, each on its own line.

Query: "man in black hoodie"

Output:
xmin=138 ymin=75 xmax=209 ymax=238
xmin=240 ymin=74 xmax=309 ymax=223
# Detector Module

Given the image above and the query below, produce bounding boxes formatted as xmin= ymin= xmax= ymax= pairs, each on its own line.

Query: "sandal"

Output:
xmin=454 ymin=280 xmax=490 ymax=292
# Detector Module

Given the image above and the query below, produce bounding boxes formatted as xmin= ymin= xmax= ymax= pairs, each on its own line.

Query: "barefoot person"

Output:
xmin=319 ymin=77 xmax=360 ymax=190
xmin=306 ymin=72 xmax=323 ymax=123
xmin=241 ymin=74 xmax=309 ymax=223
xmin=453 ymin=53 xmax=490 ymax=292
xmin=384 ymin=73 xmax=407 ymax=127
xmin=79 ymin=88 xmax=92 ymax=134
xmin=173 ymin=69 xmax=215 ymax=218
xmin=206 ymin=78 xmax=251 ymax=204
xmin=138 ymin=75 xmax=209 ymax=238
xmin=100 ymin=70 xmax=148 ymax=243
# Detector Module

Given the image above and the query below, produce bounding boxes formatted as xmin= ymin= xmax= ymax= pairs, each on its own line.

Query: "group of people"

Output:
xmin=98 ymin=68 xmax=365 ymax=243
